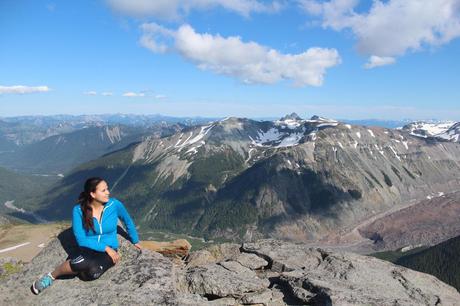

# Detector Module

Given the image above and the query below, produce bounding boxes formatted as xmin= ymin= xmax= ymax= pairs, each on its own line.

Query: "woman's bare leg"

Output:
xmin=50 ymin=260 xmax=77 ymax=279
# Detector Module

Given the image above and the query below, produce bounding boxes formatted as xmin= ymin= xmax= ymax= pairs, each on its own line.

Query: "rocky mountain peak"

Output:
xmin=2 ymin=230 xmax=459 ymax=305
xmin=310 ymin=114 xmax=321 ymax=120
xmin=279 ymin=112 xmax=302 ymax=121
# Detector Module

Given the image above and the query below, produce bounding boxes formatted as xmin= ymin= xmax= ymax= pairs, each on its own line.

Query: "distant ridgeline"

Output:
xmin=394 ymin=235 xmax=460 ymax=292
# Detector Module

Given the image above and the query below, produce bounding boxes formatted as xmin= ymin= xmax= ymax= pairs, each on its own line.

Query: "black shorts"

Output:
xmin=69 ymin=247 xmax=115 ymax=281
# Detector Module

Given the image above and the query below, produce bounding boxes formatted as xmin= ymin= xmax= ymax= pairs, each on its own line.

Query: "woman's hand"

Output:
xmin=105 ymin=246 xmax=120 ymax=264
xmin=134 ymin=243 xmax=142 ymax=251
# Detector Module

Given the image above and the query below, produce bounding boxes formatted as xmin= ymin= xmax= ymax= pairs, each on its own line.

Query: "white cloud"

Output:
xmin=83 ymin=91 xmax=98 ymax=96
xmin=101 ymin=92 xmax=113 ymax=96
xmin=155 ymin=94 xmax=167 ymax=99
xmin=299 ymin=0 xmax=460 ymax=58
xmin=140 ymin=23 xmax=341 ymax=86
xmin=299 ymin=0 xmax=330 ymax=16
xmin=123 ymin=92 xmax=145 ymax=97
xmin=0 ymin=85 xmax=50 ymax=94
xmin=139 ymin=23 xmax=174 ymax=53
xmin=364 ymin=55 xmax=396 ymax=69
xmin=106 ymin=0 xmax=283 ymax=19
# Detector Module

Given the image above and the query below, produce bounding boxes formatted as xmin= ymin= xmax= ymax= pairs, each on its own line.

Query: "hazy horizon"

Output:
xmin=0 ymin=112 xmax=455 ymax=123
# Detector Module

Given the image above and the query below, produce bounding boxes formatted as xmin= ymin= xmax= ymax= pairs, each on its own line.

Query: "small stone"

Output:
xmin=236 ymin=253 xmax=268 ymax=270
xmin=206 ymin=243 xmax=241 ymax=261
xmin=186 ymin=250 xmax=217 ymax=268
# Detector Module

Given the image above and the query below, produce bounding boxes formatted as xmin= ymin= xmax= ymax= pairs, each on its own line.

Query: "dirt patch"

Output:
xmin=0 ymin=222 xmax=69 ymax=262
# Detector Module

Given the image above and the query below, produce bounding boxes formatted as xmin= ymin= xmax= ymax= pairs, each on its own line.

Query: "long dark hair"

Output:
xmin=77 ymin=177 xmax=105 ymax=232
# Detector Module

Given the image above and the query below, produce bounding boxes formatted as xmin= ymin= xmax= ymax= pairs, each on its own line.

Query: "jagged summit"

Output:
xmin=279 ymin=112 xmax=302 ymax=121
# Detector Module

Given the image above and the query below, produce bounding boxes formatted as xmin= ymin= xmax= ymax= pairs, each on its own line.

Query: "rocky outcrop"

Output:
xmin=1 ymin=231 xmax=459 ymax=305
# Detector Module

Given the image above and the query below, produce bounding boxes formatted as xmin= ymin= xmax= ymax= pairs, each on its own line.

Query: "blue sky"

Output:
xmin=1 ymin=0 xmax=460 ymax=120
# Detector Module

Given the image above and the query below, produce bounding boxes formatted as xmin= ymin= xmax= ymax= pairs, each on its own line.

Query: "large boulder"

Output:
xmin=185 ymin=243 xmax=241 ymax=268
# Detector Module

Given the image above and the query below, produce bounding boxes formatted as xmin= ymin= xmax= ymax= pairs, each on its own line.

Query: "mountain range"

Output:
xmin=25 ymin=113 xmax=460 ymax=244
xmin=0 ymin=114 xmax=216 ymax=151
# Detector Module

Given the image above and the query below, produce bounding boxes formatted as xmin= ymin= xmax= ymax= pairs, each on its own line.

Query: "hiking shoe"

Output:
xmin=31 ymin=273 xmax=54 ymax=295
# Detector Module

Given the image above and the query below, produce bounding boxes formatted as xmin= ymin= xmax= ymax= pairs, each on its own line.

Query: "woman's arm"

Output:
xmin=72 ymin=206 xmax=106 ymax=252
xmin=116 ymin=200 xmax=140 ymax=245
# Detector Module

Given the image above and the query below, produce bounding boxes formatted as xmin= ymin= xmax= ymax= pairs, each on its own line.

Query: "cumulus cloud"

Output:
xmin=123 ymin=92 xmax=145 ymax=97
xmin=140 ymin=23 xmax=341 ymax=86
xmin=0 ymin=85 xmax=50 ymax=94
xmin=299 ymin=0 xmax=460 ymax=58
xmin=83 ymin=91 xmax=98 ymax=96
xmin=364 ymin=55 xmax=396 ymax=69
xmin=106 ymin=0 xmax=283 ymax=19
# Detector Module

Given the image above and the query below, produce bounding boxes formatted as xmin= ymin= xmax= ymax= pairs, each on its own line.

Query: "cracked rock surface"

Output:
xmin=1 ymin=231 xmax=459 ymax=305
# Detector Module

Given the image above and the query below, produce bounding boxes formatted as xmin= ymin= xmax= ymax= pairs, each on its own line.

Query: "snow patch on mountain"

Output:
xmin=317 ymin=122 xmax=339 ymax=128
xmin=250 ymin=114 xmax=340 ymax=148
xmin=175 ymin=124 xmax=214 ymax=151
xmin=277 ymin=132 xmax=304 ymax=147
xmin=275 ymin=119 xmax=302 ymax=129
xmin=403 ymin=121 xmax=456 ymax=138
xmin=436 ymin=122 xmax=460 ymax=142
xmin=249 ymin=128 xmax=304 ymax=148
xmin=389 ymin=145 xmax=401 ymax=161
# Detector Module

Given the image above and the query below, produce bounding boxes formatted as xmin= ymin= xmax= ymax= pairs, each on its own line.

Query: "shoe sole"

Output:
xmin=31 ymin=283 xmax=39 ymax=295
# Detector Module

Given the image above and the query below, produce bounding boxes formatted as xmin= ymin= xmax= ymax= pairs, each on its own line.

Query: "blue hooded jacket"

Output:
xmin=72 ymin=198 xmax=139 ymax=252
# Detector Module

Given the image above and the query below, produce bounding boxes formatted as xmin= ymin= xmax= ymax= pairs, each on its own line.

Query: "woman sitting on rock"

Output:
xmin=32 ymin=177 xmax=141 ymax=294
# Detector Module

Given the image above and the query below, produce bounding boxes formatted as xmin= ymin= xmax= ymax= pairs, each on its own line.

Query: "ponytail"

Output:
xmin=77 ymin=177 xmax=105 ymax=233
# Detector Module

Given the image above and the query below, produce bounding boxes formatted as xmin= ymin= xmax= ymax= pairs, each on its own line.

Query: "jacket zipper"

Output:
xmin=98 ymin=206 xmax=106 ymax=243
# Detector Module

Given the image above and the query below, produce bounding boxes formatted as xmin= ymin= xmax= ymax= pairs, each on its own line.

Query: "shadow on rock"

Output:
xmin=55 ymin=226 xmax=131 ymax=281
